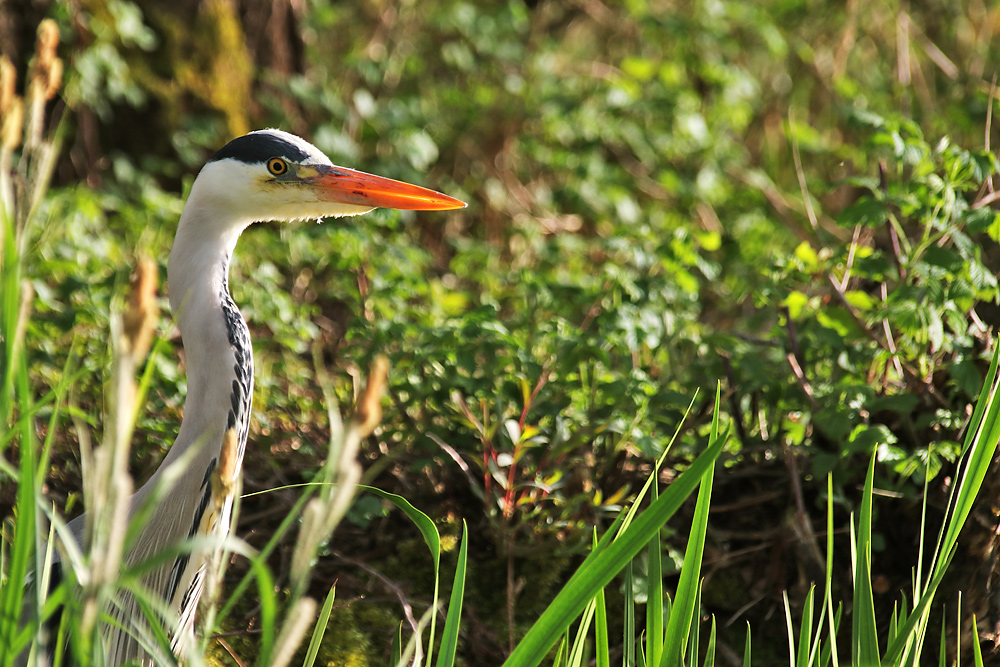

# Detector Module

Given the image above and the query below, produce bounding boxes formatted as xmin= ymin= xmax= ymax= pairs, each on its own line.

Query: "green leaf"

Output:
xmin=837 ymin=198 xmax=887 ymax=227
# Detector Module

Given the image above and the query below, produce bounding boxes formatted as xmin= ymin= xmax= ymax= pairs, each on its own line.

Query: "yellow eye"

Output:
xmin=267 ymin=157 xmax=288 ymax=176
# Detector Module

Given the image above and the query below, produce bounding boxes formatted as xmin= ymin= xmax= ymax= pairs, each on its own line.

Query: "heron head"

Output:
xmin=185 ymin=129 xmax=465 ymax=226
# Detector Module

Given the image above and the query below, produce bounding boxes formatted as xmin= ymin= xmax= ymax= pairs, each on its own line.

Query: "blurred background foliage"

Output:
xmin=3 ymin=0 xmax=1000 ymax=662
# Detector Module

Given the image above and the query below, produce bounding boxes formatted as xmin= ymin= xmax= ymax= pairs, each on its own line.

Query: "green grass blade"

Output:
xmin=568 ymin=599 xmax=596 ymax=667
xmin=624 ymin=560 xmax=636 ymax=667
xmin=819 ymin=603 xmax=842 ymax=667
xmin=0 ymin=367 xmax=36 ymax=665
xmin=390 ymin=622 xmax=403 ymax=667
xmin=743 ymin=622 xmax=751 ymax=667
xmin=972 ymin=615 xmax=983 ymax=667
xmin=502 ymin=422 xmax=726 ymax=667
xmin=302 ymin=585 xmax=336 ymax=667
xmin=688 ymin=584 xmax=702 ymax=665
xmin=661 ymin=387 xmax=719 ymax=667
xmin=621 ymin=393 xmax=699 ymax=534
xmin=852 ymin=452 xmax=880 ymax=666
xmin=251 ymin=556 xmax=277 ymax=665
xmin=808 ymin=475 xmax=835 ymax=667
xmin=553 ymin=636 xmax=568 ymax=667
xmin=937 ymin=610 xmax=946 ymax=667
xmin=362 ymin=486 xmax=442 ymax=666
xmin=435 ymin=521 xmax=468 ymax=667
xmin=796 ymin=586 xmax=814 ymax=667
xmin=959 ymin=342 xmax=1000 ymax=457
xmin=595 ymin=572 xmax=609 ymax=667
xmin=783 ymin=591 xmax=795 ymax=667
xmin=646 ymin=481 xmax=663 ymax=666
xmin=702 ymin=615 xmax=715 ymax=667
xmin=886 ymin=346 xmax=1000 ymax=663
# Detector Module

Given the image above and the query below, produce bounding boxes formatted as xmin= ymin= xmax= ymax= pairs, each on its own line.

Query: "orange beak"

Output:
xmin=310 ymin=164 xmax=466 ymax=211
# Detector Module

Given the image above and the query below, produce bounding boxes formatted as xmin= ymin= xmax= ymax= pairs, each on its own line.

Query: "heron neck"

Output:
xmin=162 ymin=212 xmax=254 ymax=481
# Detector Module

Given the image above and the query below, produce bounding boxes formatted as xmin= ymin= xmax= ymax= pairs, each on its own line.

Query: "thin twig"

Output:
xmin=331 ymin=549 xmax=421 ymax=638
xmin=789 ymin=109 xmax=819 ymax=232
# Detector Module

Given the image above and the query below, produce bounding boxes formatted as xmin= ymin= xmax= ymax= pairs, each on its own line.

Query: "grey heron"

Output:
xmin=50 ymin=129 xmax=466 ymax=664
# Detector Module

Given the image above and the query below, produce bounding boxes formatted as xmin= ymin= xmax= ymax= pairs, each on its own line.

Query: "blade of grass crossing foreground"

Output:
xmin=0 ymin=364 xmax=37 ymax=665
xmin=687 ymin=585 xmax=703 ymax=665
xmin=809 ymin=475 xmax=835 ymax=667
xmin=624 ymin=560 xmax=636 ymax=667
xmin=661 ymin=387 xmax=719 ymax=667
xmin=619 ymin=394 xmax=699 ymax=535
xmin=887 ymin=603 xmax=898 ymax=651
xmin=503 ymin=420 xmax=726 ymax=667
xmin=782 ymin=591 xmax=795 ymax=667
xmin=551 ymin=636 xmax=567 ymax=667
xmin=939 ymin=345 xmax=1000 ymax=560
xmin=568 ymin=598 xmax=596 ymax=667
xmin=817 ymin=603 xmax=840 ymax=667
xmin=972 ymin=614 xmax=984 ymax=667
xmin=363 ymin=486 xmax=442 ymax=665
xmin=958 ymin=344 xmax=1000 ymax=458
xmin=0 ymin=211 xmax=21 ymax=434
xmin=301 ymin=585 xmax=336 ymax=667
xmin=852 ymin=453 xmax=880 ymax=666
xmin=251 ymin=556 xmax=278 ymax=665
xmin=702 ymin=616 xmax=716 ymax=667
xmin=390 ymin=623 xmax=402 ymax=667
xmin=594 ymin=574 xmax=609 ymax=667
xmin=937 ymin=613 xmax=946 ymax=667
xmin=743 ymin=623 xmax=751 ymax=667
xmin=217 ymin=488 xmax=314 ymax=625
xmin=796 ymin=586 xmax=815 ymax=667
xmin=646 ymin=481 xmax=663 ymax=666
xmin=885 ymin=346 xmax=1000 ymax=663
xmin=435 ymin=521 xmax=467 ymax=667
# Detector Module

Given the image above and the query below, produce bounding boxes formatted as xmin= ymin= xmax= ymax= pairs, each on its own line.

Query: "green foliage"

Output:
xmin=4 ymin=0 xmax=1000 ymax=663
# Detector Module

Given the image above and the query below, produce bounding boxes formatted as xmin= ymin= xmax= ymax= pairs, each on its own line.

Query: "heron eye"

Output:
xmin=267 ymin=158 xmax=288 ymax=176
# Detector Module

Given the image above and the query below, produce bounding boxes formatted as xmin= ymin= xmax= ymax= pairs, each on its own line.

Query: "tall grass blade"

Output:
xmin=391 ymin=622 xmax=403 ymax=666
xmin=885 ymin=344 xmax=1000 ymax=663
xmin=796 ymin=586 xmax=814 ymax=667
xmin=852 ymin=452 xmax=880 ymax=666
xmin=660 ymin=387 xmax=719 ymax=667
xmin=0 ymin=369 xmax=36 ymax=665
xmin=502 ymin=418 xmax=726 ymax=667
xmin=363 ymin=486 xmax=442 ymax=666
xmin=594 ymin=571 xmax=609 ymax=667
xmin=743 ymin=622 xmax=751 ymax=667
xmin=972 ymin=614 xmax=983 ymax=667
xmin=701 ymin=615 xmax=715 ymax=667
xmin=625 ymin=560 xmax=636 ymax=667
xmin=689 ymin=585 xmax=702 ymax=665
xmin=435 ymin=521 xmax=468 ymax=667
xmin=568 ymin=598 xmax=596 ymax=667
xmin=302 ymin=585 xmax=336 ymax=667
xmin=645 ymin=482 xmax=663 ymax=666
xmin=783 ymin=591 xmax=795 ymax=667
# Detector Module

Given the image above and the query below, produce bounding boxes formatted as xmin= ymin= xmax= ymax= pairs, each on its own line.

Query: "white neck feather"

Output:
xmin=160 ymin=184 xmax=254 ymax=482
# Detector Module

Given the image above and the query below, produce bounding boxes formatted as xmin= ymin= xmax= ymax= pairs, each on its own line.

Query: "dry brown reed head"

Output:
xmin=122 ymin=256 xmax=159 ymax=363
xmin=353 ymin=355 xmax=389 ymax=436
xmin=31 ymin=19 xmax=62 ymax=102
xmin=0 ymin=57 xmax=22 ymax=151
